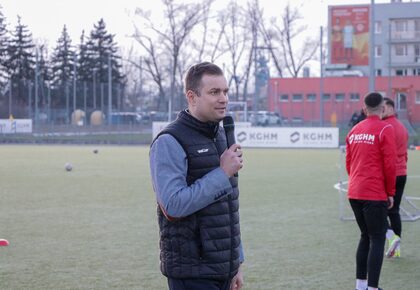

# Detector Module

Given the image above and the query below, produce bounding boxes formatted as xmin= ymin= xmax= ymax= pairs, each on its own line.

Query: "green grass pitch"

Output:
xmin=1 ymin=145 xmax=419 ymax=289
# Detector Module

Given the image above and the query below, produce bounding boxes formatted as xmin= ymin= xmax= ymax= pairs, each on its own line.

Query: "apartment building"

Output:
xmin=327 ymin=0 xmax=420 ymax=77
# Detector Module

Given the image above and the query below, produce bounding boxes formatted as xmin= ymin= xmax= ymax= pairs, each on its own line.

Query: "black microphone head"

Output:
xmin=223 ymin=116 xmax=235 ymax=132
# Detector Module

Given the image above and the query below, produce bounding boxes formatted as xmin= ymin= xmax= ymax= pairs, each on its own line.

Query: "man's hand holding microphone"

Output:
xmin=220 ymin=144 xmax=243 ymax=177
xmin=221 ymin=116 xmax=243 ymax=177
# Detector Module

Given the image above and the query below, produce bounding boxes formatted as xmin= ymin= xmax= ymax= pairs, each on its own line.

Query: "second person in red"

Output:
xmin=346 ymin=92 xmax=397 ymax=290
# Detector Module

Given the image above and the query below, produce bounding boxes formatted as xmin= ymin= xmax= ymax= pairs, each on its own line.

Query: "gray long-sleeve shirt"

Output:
xmin=150 ymin=133 xmax=244 ymax=262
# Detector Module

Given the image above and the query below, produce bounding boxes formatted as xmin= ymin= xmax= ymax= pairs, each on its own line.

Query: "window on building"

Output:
xmin=415 ymin=44 xmax=420 ymax=57
xmin=292 ymin=94 xmax=303 ymax=102
xmin=350 ymin=93 xmax=360 ymax=102
xmin=415 ymin=19 xmax=420 ymax=38
xmin=335 ymin=93 xmax=345 ymax=102
xmin=280 ymin=94 xmax=289 ymax=102
xmin=375 ymin=21 xmax=382 ymax=34
xmin=375 ymin=45 xmax=382 ymax=57
xmin=395 ymin=44 xmax=407 ymax=56
xmin=322 ymin=94 xmax=331 ymax=101
xmin=414 ymin=68 xmax=420 ymax=76
xmin=395 ymin=69 xmax=408 ymax=76
xmin=416 ymin=91 xmax=420 ymax=104
xmin=306 ymin=94 xmax=316 ymax=102
xmin=376 ymin=69 xmax=382 ymax=76
xmin=395 ymin=20 xmax=408 ymax=32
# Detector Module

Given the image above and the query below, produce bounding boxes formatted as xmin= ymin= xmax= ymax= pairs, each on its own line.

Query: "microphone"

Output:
xmin=223 ymin=116 xmax=235 ymax=148
xmin=223 ymin=116 xmax=238 ymax=177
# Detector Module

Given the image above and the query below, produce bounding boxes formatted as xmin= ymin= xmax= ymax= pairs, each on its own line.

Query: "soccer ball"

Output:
xmin=93 ymin=149 xmax=98 ymax=154
xmin=65 ymin=163 xmax=73 ymax=172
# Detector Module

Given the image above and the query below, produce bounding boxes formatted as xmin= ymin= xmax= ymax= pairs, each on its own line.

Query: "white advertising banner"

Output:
xmin=0 ymin=119 xmax=33 ymax=134
xmin=152 ymin=122 xmax=338 ymax=148
xmin=234 ymin=127 xmax=339 ymax=148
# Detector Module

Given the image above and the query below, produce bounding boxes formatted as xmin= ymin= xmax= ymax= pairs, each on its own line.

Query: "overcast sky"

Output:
xmin=1 ymin=0 xmax=392 ymax=53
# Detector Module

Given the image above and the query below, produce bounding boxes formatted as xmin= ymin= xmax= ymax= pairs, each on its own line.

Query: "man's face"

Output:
xmin=188 ymin=74 xmax=229 ymax=122
xmin=383 ymin=103 xmax=394 ymax=118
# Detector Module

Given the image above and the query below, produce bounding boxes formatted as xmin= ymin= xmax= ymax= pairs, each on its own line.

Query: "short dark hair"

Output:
xmin=364 ymin=92 xmax=383 ymax=109
xmin=383 ymin=97 xmax=395 ymax=108
xmin=184 ymin=62 xmax=224 ymax=94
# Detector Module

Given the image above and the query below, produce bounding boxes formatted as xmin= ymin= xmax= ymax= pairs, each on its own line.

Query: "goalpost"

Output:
xmin=335 ymin=146 xmax=420 ymax=222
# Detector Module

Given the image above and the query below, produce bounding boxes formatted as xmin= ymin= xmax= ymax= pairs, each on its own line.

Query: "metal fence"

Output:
xmin=0 ymin=78 xmax=126 ymax=125
xmin=0 ymin=123 xmax=153 ymax=145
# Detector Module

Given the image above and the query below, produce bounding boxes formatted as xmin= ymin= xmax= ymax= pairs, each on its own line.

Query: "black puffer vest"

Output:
xmin=153 ymin=110 xmax=241 ymax=280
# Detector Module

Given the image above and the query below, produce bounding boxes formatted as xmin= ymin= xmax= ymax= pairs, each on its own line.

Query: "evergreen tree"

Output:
xmin=86 ymin=18 xmax=124 ymax=84
xmin=50 ymin=25 xmax=74 ymax=86
xmin=5 ymin=16 xmax=35 ymax=81
xmin=4 ymin=16 xmax=35 ymax=107
xmin=50 ymin=25 xmax=74 ymax=109
xmin=37 ymin=45 xmax=52 ymax=106
xmin=77 ymin=30 xmax=91 ymax=82
xmin=37 ymin=45 xmax=52 ymax=83
xmin=0 ymin=6 xmax=9 ymax=82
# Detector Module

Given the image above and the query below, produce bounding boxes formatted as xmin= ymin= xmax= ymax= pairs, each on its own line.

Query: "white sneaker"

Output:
xmin=386 ymin=235 xmax=401 ymax=258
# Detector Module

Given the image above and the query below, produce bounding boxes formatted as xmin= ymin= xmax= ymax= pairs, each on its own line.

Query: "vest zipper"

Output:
xmin=215 ymin=135 xmax=235 ymax=276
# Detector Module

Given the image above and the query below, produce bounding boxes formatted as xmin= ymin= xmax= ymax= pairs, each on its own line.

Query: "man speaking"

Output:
xmin=149 ymin=62 xmax=244 ymax=290
xmin=346 ymin=92 xmax=396 ymax=290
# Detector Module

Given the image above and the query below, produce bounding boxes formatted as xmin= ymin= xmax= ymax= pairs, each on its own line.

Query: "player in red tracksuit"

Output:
xmin=382 ymin=97 xmax=409 ymax=258
xmin=346 ymin=92 xmax=397 ymax=290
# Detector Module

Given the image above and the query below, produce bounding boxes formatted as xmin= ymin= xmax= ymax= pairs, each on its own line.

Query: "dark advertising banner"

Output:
xmin=330 ymin=5 xmax=370 ymax=65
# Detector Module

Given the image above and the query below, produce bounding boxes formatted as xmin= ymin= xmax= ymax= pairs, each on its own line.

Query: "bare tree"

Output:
xmin=257 ymin=17 xmax=283 ymax=78
xmin=193 ymin=0 xmax=218 ymax=62
xmin=218 ymin=1 xmax=251 ymax=101
xmin=131 ymin=29 xmax=167 ymax=111
xmin=132 ymin=0 xmax=213 ymax=119
xmin=239 ymin=0 xmax=260 ymax=104
xmin=120 ymin=47 xmax=146 ymax=111
xmin=209 ymin=0 xmax=259 ymax=104
xmin=259 ymin=3 xmax=318 ymax=78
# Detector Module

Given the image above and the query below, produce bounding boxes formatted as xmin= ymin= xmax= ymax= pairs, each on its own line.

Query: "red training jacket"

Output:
xmin=383 ymin=115 xmax=408 ymax=176
xmin=346 ymin=115 xmax=396 ymax=201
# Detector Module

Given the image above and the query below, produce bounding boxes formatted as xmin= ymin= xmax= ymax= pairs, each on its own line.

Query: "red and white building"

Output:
xmin=268 ymin=76 xmax=420 ymax=126
xmin=266 ymin=1 xmax=420 ymax=127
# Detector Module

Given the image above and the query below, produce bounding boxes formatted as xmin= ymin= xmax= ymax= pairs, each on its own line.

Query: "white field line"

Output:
xmin=334 ymin=181 xmax=348 ymax=192
xmin=334 ymin=176 xmax=420 ymax=198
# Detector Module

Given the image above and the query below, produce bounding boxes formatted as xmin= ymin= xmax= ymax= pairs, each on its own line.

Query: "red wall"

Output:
xmin=268 ymin=76 xmax=420 ymax=125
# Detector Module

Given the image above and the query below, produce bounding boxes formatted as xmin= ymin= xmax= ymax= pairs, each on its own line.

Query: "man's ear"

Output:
xmin=186 ymin=90 xmax=196 ymax=106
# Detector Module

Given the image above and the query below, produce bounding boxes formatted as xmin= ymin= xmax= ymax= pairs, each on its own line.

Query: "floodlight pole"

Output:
xmin=369 ymin=0 xmax=376 ymax=92
xmin=35 ymin=48 xmax=39 ymax=126
xmin=274 ymin=81 xmax=278 ymax=113
xmin=8 ymin=80 xmax=12 ymax=117
xmin=108 ymin=54 xmax=112 ymax=125
xmin=320 ymin=26 xmax=324 ymax=127
xmin=73 ymin=52 xmax=77 ymax=115
xmin=92 ymin=68 xmax=97 ymax=109
xmin=253 ymin=45 xmax=272 ymax=125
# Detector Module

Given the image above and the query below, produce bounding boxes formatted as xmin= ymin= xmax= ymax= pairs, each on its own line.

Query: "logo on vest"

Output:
xmin=197 ymin=148 xmax=209 ymax=153
xmin=349 ymin=133 xmax=375 ymax=145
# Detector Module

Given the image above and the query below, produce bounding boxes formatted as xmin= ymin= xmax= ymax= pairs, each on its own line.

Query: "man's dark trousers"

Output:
xmin=168 ymin=278 xmax=231 ymax=290
xmin=388 ymin=175 xmax=407 ymax=237
xmin=349 ymin=199 xmax=388 ymax=288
